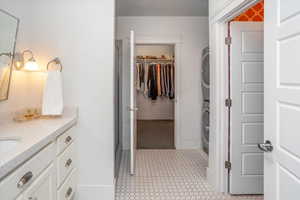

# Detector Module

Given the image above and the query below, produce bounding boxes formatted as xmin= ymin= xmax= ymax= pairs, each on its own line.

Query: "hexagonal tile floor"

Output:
xmin=115 ymin=150 xmax=264 ymax=200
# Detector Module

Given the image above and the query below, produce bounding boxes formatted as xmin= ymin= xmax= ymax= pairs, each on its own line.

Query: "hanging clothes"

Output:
xmin=156 ymin=64 xmax=162 ymax=96
xmin=143 ymin=63 xmax=149 ymax=96
xmin=139 ymin=63 xmax=144 ymax=90
xmin=136 ymin=63 xmax=141 ymax=91
xmin=165 ymin=64 xmax=170 ymax=97
xmin=160 ymin=64 xmax=166 ymax=96
xmin=136 ymin=60 xmax=175 ymax=101
xmin=148 ymin=64 xmax=158 ymax=100
xmin=170 ymin=64 xmax=175 ymax=99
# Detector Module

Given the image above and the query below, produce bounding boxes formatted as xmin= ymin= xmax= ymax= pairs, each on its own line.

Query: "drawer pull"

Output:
xmin=65 ymin=136 xmax=72 ymax=144
xmin=28 ymin=197 xmax=38 ymax=200
xmin=17 ymin=171 xmax=33 ymax=188
xmin=65 ymin=187 xmax=73 ymax=198
xmin=65 ymin=158 xmax=73 ymax=168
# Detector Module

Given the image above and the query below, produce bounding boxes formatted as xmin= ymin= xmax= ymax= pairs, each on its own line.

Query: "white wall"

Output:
xmin=136 ymin=45 xmax=175 ymax=120
xmin=213 ymin=0 xmax=232 ymax=16
xmin=117 ymin=16 xmax=209 ymax=149
xmin=137 ymin=95 xmax=175 ymax=120
xmin=1 ymin=0 xmax=116 ymax=199
xmin=136 ymin=44 xmax=174 ymax=58
xmin=209 ymin=0 xmax=260 ymax=19
xmin=0 ymin=1 xmax=46 ymax=115
xmin=117 ymin=0 xmax=209 ymax=17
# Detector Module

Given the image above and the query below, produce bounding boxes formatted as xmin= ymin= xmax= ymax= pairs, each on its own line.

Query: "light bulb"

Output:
xmin=15 ymin=61 xmax=23 ymax=70
xmin=24 ymin=61 xmax=39 ymax=71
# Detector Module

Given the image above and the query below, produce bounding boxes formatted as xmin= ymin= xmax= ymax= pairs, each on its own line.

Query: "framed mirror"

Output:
xmin=0 ymin=9 xmax=19 ymax=101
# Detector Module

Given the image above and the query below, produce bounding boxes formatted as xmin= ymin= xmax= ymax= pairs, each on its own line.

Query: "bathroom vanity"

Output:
xmin=0 ymin=108 xmax=78 ymax=200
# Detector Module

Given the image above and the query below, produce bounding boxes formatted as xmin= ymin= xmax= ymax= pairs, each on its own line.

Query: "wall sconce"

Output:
xmin=0 ymin=52 xmax=12 ymax=67
xmin=14 ymin=50 xmax=40 ymax=71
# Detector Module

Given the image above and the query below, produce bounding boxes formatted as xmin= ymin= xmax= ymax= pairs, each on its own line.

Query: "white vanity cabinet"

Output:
xmin=56 ymin=127 xmax=77 ymax=200
xmin=16 ymin=164 xmax=56 ymax=200
xmin=0 ymin=124 xmax=77 ymax=200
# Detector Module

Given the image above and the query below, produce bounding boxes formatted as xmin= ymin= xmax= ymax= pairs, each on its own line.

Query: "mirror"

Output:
xmin=0 ymin=9 xmax=19 ymax=101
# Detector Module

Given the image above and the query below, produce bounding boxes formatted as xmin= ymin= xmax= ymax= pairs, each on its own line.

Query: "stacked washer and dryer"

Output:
xmin=201 ymin=47 xmax=210 ymax=154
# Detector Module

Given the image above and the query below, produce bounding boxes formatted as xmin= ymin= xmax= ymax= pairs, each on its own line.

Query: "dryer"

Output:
xmin=201 ymin=47 xmax=210 ymax=100
xmin=201 ymin=47 xmax=210 ymax=154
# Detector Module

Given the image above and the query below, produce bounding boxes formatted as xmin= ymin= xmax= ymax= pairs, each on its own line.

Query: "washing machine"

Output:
xmin=201 ymin=47 xmax=210 ymax=154
xmin=201 ymin=100 xmax=210 ymax=154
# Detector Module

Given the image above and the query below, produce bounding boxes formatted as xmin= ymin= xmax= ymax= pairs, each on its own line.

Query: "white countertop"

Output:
xmin=0 ymin=108 xmax=78 ymax=180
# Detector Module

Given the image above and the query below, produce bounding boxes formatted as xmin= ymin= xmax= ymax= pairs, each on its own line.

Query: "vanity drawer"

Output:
xmin=0 ymin=142 xmax=55 ymax=200
xmin=57 ymin=142 xmax=75 ymax=187
xmin=57 ymin=126 xmax=75 ymax=155
xmin=58 ymin=169 xmax=77 ymax=200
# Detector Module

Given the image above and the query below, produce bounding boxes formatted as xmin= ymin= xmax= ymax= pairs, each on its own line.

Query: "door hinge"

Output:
xmin=225 ymin=161 xmax=231 ymax=170
xmin=225 ymin=36 xmax=232 ymax=45
xmin=225 ymin=98 xmax=232 ymax=108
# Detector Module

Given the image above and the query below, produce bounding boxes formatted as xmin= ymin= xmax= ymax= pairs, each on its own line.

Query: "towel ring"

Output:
xmin=47 ymin=57 xmax=63 ymax=72
xmin=0 ymin=52 xmax=12 ymax=58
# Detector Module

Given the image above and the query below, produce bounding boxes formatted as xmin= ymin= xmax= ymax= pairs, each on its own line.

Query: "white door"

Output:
xmin=17 ymin=164 xmax=56 ymax=200
xmin=129 ymin=30 xmax=137 ymax=175
xmin=230 ymin=22 xmax=264 ymax=194
xmin=264 ymin=1 xmax=300 ymax=200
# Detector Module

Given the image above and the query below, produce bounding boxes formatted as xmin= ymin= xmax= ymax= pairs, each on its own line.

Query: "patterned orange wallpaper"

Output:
xmin=232 ymin=0 xmax=264 ymax=21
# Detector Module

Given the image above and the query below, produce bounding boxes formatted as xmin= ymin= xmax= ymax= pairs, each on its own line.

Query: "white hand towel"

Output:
xmin=42 ymin=71 xmax=63 ymax=116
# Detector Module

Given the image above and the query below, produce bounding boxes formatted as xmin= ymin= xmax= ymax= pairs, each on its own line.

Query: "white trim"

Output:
xmin=129 ymin=30 xmax=135 ymax=175
xmin=135 ymin=34 xmax=183 ymax=149
xmin=211 ymin=0 xmax=261 ymax=23
xmin=209 ymin=0 xmax=261 ymax=193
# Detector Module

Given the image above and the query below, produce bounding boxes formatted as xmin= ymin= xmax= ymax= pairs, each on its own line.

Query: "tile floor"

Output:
xmin=115 ymin=150 xmax=264 ymax=200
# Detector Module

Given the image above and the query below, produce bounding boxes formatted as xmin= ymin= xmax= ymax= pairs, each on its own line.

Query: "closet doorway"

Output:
xmin=135 ymin=44 xmax=176 ymax=149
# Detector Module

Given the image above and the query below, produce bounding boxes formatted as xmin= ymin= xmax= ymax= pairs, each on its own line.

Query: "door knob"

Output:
xmin=258 ymin=140 xmax=273 ymax=152
xmin=128 ymin=106 xmax=138 ymax=111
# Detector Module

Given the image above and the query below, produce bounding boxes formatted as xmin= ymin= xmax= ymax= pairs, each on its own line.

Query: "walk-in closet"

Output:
xmin=135 ymin=44 xmax=175 ymax=149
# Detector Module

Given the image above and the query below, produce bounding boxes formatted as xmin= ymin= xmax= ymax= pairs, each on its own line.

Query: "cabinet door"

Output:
xmin=17 ymin=164 xmax=56 ymax=200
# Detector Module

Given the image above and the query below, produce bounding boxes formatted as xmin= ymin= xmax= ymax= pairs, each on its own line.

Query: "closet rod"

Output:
xmin=136 ymin=58 xmax=174 ymax=63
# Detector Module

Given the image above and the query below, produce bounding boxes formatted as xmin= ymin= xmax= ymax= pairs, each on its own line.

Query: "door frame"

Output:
xmin=208 ymin=0 xmax=262 ymax=193
xmin=114 ymin=39 xmax=123 ymax=178
xmin=134 ymin=35 xmax=182 ymax=149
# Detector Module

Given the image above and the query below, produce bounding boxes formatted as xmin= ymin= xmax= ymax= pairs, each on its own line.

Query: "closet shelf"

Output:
xmin=136 ymin=58 xmax=175 ymax=63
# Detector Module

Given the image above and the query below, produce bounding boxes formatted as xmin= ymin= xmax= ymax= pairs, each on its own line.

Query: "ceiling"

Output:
xmin=116 ymin=0 xmax=208 ymax=16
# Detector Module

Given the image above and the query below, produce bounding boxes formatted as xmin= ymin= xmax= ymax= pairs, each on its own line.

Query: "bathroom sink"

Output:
xmin=0 ymin=138 xmax=20 ymax=154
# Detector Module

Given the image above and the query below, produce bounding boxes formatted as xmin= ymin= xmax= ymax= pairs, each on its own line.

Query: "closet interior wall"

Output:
xmin=136 ymin=44 xmax=175 ymax=120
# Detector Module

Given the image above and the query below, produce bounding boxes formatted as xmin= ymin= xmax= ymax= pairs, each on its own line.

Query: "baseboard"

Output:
xmin=176 ymin=140 xmax=201 ymax=149
xmin=206 ymin=167 xmax=215 ymax=190
xmin=75 ymin=184 xmax=114 ymax=200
